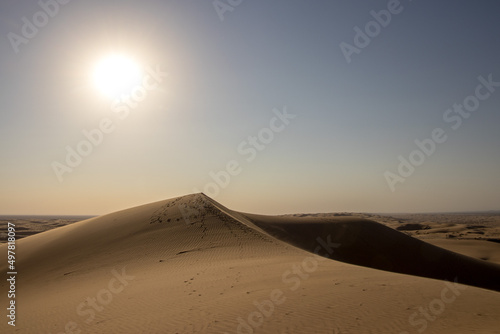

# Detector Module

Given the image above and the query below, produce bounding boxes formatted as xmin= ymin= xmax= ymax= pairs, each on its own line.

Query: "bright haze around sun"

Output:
xmin=91 ymin=54 xmax=143 ymax=99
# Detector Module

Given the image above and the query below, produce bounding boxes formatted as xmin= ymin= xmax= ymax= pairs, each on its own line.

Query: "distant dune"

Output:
xmin=1 ymin=194 xmax=500 ymax=334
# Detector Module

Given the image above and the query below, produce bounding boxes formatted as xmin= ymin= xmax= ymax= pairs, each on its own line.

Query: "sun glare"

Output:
xmin=92 ymin=54 xmax=142 ymax=99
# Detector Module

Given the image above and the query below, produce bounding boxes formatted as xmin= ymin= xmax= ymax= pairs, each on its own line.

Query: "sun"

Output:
xmin=92 ymin=54 xmax=142 ymax=99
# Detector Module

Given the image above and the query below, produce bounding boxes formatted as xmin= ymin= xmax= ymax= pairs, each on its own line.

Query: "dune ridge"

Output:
xmin=190 ymin=194 xmax=500 ymax=292
xmin=1 ymin=193 xmax=500 ymax=334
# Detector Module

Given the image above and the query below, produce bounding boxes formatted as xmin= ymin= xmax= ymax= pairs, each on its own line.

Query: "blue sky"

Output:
xmin=1 ymin=0 xmax=499 ymax=214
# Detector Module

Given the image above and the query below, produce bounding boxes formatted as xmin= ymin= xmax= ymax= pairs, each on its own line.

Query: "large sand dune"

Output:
xmin=1 ymin=194 xmax=500 ymax=333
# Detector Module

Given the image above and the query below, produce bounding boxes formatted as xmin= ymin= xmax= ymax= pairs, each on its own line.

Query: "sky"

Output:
xmin=1 ymin=0 xmax=499 ymax=215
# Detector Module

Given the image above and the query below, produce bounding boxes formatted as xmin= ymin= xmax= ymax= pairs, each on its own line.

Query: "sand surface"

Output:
xmin=1 ymin=194 xmax=499 ymax=333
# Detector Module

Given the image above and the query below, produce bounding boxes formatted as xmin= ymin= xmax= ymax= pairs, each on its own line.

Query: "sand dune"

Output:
xmin=1 ymin=194 xmax=500 ymax=334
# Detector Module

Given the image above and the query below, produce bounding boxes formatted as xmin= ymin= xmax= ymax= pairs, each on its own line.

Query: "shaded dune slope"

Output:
xmin=241 ymin=213 xmax=500 ymax=292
